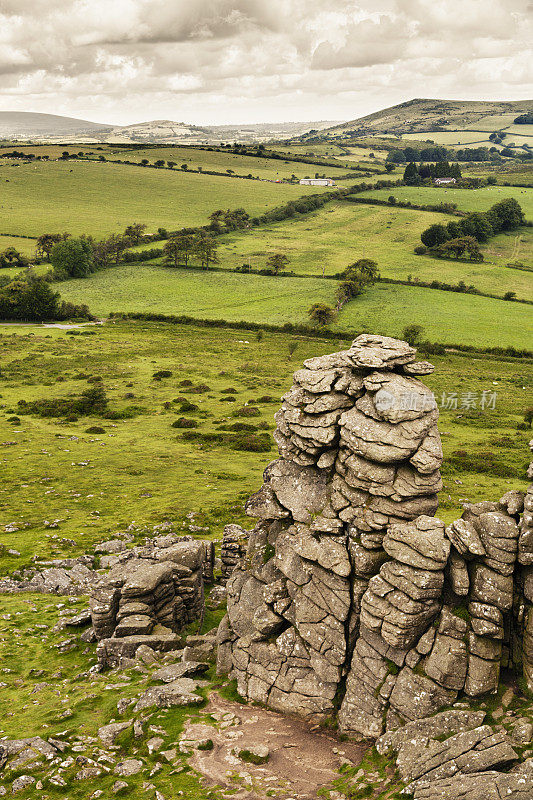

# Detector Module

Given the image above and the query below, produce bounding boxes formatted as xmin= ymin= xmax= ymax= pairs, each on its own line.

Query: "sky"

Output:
xmin=0 ymin=0 xmax=531 ymax=126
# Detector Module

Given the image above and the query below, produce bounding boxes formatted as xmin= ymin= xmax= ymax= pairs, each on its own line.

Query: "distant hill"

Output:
xmin=0 ymin=112 xmax=111 ymax=139
xmin=299 ymin=99 xmax=533 ymax=139
xmin=0 ymin=111 xmax=342 ymax=144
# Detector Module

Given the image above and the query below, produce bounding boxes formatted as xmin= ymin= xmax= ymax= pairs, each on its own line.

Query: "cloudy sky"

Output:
xmin=0 ymin=0 xmax=531 ymax=126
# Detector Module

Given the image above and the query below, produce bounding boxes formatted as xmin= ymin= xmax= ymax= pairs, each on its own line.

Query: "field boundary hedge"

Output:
xmin=108 ymin=311 xmax=533 ymax=360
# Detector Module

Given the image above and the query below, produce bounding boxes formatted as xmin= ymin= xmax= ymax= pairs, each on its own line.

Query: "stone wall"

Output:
xmin=217 ymin=335 xmax=531 ymax=738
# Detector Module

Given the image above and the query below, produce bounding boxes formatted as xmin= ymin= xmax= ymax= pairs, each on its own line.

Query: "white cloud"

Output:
xmin=0 ymin=0 xmax=530 ymax=124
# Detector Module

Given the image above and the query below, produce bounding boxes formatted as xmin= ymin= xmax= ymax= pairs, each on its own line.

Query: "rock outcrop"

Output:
xmin=217 ymin=335 xmax=531 ymax=739
xmin=90 ymin=537 xmax=209 ymax=666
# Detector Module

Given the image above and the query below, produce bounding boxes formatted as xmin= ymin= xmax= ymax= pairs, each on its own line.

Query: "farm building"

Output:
xmin=434 ymin=177 xmax=456 ymax=186
xmin=299 ymin=177 xmax=336 ymax=186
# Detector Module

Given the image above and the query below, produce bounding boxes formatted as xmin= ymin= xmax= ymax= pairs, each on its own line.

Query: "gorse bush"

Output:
xmin=17 ymin=384 xmax=109 ymax=418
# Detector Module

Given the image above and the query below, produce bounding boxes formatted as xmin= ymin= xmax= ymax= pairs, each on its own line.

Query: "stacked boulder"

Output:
xmin=90 ymin=538 xmax=207 ymax=666
xmin=217 ymin=334 xmax=531 ymax=740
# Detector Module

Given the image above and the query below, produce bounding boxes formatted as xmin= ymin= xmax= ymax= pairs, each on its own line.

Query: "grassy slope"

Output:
xmin=217 ymin=201 xmax=533 ymax=298
xmin=102 ymin=146 xmax=364 ymax=179
xmin=0 ymin=320 xmax=530 ymax=575
xmin=333 ymin=282 xmax=533 ymax=349
xmin=360 ymin=185 xmax=533 ymax=216
xmin=58 ymin=264 xmax=337 ymax=322
xmin=56 ymin=262 xmax=533 ymax=349
xmin=0 ymin=159 xmax=334 ymax=238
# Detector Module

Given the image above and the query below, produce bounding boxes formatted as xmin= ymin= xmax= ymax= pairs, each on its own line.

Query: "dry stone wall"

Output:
xmin=217 ymin=335 xmax=531 ymax=739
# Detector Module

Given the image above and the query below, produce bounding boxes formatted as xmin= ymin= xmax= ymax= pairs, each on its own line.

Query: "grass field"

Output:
xmin=360 ymin=185 xmax=533 ymax=216
xmin=217 ymin=201 xmax=533 ymax=299
xmin=58 ymin=263 xmax=337 ymax=322
xmin=56 ymin=261 xmax=533 ymax=349
xmin=0 ymin=320 xmax=530 ymax=574
xmin=102 ymin=145 xmax=364 ymax=180
xmin=334 ymin=282 xmax=533 ymax=349
xmin=0 ymin=159 xmax=334 ymax=238
xmin=0 ymin=234 xmax=36 ymax=255
xmin=402 ymin=131 xmax=504 ymax=148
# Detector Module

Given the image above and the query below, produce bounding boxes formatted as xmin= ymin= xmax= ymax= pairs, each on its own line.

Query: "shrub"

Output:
xmin=176 ymin=399 xmax=199 ymax=413
xmin=414 ymin=245 xmax=427 ymax=255
xmin=85 ymin=426 xmax=106 ymax=434
xmin=18 ymin=384 xmax=108 ymax=417
xmin=153 ymin=370 xmax=173 ymax=379
xmin=234 ymin=406 xmax=261 ymax=417
xmin=171 ymin=417 xmax=198 ymax=428
xmin=402 ymin=324 xmax=424 ymax=345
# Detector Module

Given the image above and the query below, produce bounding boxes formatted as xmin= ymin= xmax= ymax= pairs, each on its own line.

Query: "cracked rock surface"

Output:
xmin=217 ymin=335 xmax=532 ymax=749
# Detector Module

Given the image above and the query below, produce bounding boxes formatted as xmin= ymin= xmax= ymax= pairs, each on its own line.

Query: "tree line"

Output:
xmin=418 ymin=198 xmax=526 ymax=261
xmin=403 ymin=161 xmax=462 ymax=184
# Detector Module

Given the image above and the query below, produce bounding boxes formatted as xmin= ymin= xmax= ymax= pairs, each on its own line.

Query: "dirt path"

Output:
xmin=183 ymin=692 xmax=369 ymax=800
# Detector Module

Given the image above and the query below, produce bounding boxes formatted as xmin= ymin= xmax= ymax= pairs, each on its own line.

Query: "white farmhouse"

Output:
xmin=299 ymin=178 xmax=336 ymax=186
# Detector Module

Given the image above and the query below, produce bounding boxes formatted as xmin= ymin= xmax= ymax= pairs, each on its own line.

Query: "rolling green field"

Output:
xmin=101 ymin=145 xmax=364 ymax=180
xmin=56 ymin=262 xmax=533 ymax=349
xmin=0 ymin=159 xmax=334 ymax=238
xmin=217 ymin=201 xmax=533 ymax=298
xmin=360 ymin=184 xmax=533 ymax=216
xmin=59 ymin=263 xmax=337 ymax=323
xmin=334 ymin=282 xmax=533 ymax=348
xmin=0 ymin=234 xmax=36 ymax=255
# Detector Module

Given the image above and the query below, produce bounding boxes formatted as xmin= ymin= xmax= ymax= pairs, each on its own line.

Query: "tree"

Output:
xmin=420 ymin=223 xmax=449 ymax=248
xmin=488 ymin=198 xmax=525 ymax=231
xmin=266 ymin=253 xmax=289 ymax=274
xmin=351 ymin=258 xmax=379 ymax=284
xmin=194 ymin=234 xmax=219 ymax=270
xmin=163 ymin=234 xmax=195 ymax=268
xmin=0 ymin=247 xmax=29 ymax=269
xmin=384 ymin=163 xmax=395 ymax=173
xmin=0 ymin=272 xmax=91 ymax=322
xmin=36 ymin=232 xmax=69 ymax=262
xmin=167 ymin=161 xmax=176 ymax=169
xmin=308 ymin=303 xmax=335 ymax=326
xmin=124 ymin=223 xmax=147 ymax=245
xmin=402 ymin=324 xmax=424 ymax=345
xmin=50 ymin=237 xmax=95 ymax=278
xmin=524 ymin=407 xmax=533 ymax=427
xmin=403 ymin=162 xmax=420 ymax=185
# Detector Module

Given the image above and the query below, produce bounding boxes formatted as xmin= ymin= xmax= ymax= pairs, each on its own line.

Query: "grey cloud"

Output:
xmin=0 ymin=0 xmax=530 ymax=125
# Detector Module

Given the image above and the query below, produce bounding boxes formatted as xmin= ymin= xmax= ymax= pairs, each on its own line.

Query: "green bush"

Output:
xmin=18 ymin=385 xmax=108 ymax=418
xmin=171 ymin=417 xmax=198 ymax=428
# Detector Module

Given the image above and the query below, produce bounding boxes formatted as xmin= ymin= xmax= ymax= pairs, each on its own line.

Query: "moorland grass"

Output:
xmin=0 ymin=320 xmax=530 ymax=576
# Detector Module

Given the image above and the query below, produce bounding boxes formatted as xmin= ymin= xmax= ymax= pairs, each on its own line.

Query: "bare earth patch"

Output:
xmin=183 ymin=692 xmax=369 ymax=799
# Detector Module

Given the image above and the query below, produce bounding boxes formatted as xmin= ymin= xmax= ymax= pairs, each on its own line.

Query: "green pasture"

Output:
xmin=0 ymin=320 xmax=530 ymax=575
xmin=217 ymin=201 xmax=533 ymax=299
xmin=58 ymin=263 xmax=337 ymax=322
xmin=402 ymin=131 xmax=502 ymax=147
xmin=359 ymin=185 xmax=533 ymax=216
xmin=54 ymin=258 xmax=533 ymax=348
xmin=0 ymin=158 xmax=334 ymax=238
xmin=334 ymin=282 xmax=533 ymax=349
xmin=0 ymin=234 xmax=36 ymax=256
xmin=103 ymin=145 xmax=363 ymax=180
